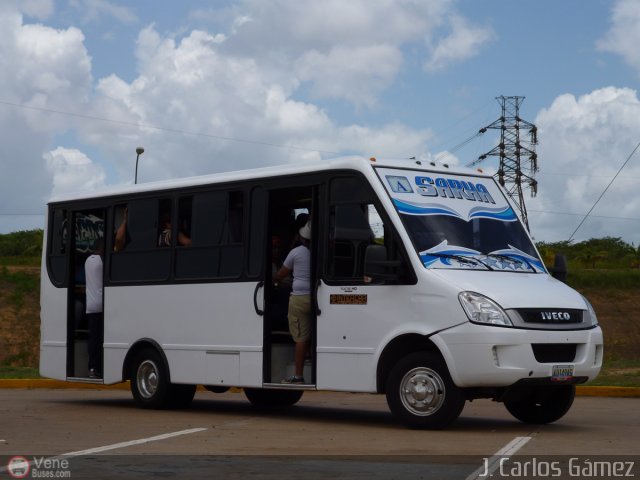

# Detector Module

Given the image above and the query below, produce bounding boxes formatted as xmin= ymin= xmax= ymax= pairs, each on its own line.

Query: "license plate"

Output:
xmin=551 ymin=364 xmax=574 ymax=381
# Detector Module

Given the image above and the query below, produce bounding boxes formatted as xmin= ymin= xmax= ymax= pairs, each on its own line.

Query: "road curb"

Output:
xmin=0 ymin=379 xmax=638 ymax=397
xmin=0 ymin=379 xmax=130 ymax=390
xmin=575 ymin=385 xmax=640 ymax=398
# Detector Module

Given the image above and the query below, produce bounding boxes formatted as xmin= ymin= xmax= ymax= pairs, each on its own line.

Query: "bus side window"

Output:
xmin=157 ymin=199 xmax=173 ymax=247
xmin=110 ymin=199 xmax=171 ymax=282
xmin=174 ymin=190 xmax=244 ymax=280
xmin=177 ymin=197 xmax=193 ymax=245
xmin=326 ymin=176 xmax=412 ymax=284
xmin=227 ymin=191 xmax=244 ymax=244
xmin=113 ymin=204 xmax=128 ymax=252
xmin=126 ymin=199 xmax=163 ymax=250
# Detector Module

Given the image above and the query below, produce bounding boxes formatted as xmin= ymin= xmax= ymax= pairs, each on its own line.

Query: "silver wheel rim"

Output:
xmin=137 ymin=359 xmax=159 ymax=399
xmin=399 ymin=367 xmax=445 ymax=416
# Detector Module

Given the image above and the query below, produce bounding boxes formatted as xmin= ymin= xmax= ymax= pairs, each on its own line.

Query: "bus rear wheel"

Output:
xmin=130 ymin=348 xmax=196 ymax=409
xmin=505 ymin=385 xmax=575 ymax=424
xmin=386 ymin=352 xmax=465 ymax=429
xmin=244 ymin=388 xmax=303 ymax=407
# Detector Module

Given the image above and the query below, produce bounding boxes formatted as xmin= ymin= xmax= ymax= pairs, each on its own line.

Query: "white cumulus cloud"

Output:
xmin=0 ymin=8 xmax=94 ymax=231
xmin=44 ymin=147 xmax=107 ymax=196
xmin=597 ymin=0 xmax=640 ymax=75
xmin=80 ymin=24 xmax=433 ymax=184
xmin=424 ymin=14 xmax=496 ymax=72
xmin=529 ymin=87 xmax=640 ymax=243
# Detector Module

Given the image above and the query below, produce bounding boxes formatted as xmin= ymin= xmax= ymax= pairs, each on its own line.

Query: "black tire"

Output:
xmin=130 ymin=348 xmax=195 ymax=409
xmin=505 ymin=385 xmax=575 ymax=424
xmin=385 ymin=352 xmax=465 ymax=429
xmin=244 ymin=388 xmax=303 ymax=407
xmin=168 ymin=383 xmax=197 ymax=409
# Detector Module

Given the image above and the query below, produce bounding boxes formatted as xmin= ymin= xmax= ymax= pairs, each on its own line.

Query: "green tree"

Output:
xmin=0 ymin=230 xmax=43 ymax=257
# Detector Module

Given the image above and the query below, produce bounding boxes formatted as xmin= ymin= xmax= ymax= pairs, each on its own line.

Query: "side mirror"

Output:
xmin=364 ymin=244 xmax=401 ymax=283
xmin=549 ymin=254 xmax=568 ymax=283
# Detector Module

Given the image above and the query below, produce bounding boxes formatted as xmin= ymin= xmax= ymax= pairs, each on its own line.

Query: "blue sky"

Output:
xmin=1 ymin=0 xmax=639 ymax=246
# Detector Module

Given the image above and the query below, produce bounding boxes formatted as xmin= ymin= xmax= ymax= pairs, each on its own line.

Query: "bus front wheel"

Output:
xmin=130 ymin=349 xmax=195 ymax=409
xmin=504 ymin=385 xmax=575 ymax=424
xmin=386 ymin=352 xmax=465 ymax=429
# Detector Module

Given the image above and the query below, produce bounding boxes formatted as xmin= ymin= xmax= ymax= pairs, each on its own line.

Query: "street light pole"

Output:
xmin=134 ymin=147 xmax=144 ymax=184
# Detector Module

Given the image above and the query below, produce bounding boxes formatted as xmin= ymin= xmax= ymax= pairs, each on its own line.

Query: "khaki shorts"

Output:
xmin=288 ymin=294 xmax=311 ymax=342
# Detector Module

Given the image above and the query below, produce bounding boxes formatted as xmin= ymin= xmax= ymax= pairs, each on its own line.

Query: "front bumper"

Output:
xmin=430 ymin=322 xmax=604 ymax=388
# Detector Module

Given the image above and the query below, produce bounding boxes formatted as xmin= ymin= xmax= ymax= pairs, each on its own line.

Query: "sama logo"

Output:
xmin=415 ymin=176 xmax=495 ymax=204
xmin=386 ymin=176 xmax=414 ymax=194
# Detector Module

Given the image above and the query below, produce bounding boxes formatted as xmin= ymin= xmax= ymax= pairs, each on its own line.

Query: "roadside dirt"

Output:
xmin=0 ymin=270 xmax=637 ymax=369
xmin=579 ymin=287 xmax=640 ymax=361
xmin=0 ymin=272 xmax=40 ymax=366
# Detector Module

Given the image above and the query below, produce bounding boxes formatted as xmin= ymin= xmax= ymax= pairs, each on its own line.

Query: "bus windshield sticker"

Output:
xmin=376 ymin=167 xmax=544 ymax=272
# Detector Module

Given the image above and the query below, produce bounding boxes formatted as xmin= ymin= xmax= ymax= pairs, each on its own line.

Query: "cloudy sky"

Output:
xmin=1 ymin=0 xmax=639 ymax=245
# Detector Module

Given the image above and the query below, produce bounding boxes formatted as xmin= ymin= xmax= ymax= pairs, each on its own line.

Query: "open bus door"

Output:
xmin=66 ymin=209 xmax=105 ymax=380
xmin=260 ymin=185 xmax=318 ymax=387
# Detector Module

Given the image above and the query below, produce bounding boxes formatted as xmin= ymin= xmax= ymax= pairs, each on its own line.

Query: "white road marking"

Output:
xmin=465 ymin=436 xmax=532 ymax=480
xmin=0 ymin=427 xmax=207 ymax=473
xmin=63 ymin=427 xmax=208 ymax=456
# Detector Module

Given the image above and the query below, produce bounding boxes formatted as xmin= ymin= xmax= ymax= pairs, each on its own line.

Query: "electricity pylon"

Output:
xmin=471 ymin=96 xmax=538 ymax=231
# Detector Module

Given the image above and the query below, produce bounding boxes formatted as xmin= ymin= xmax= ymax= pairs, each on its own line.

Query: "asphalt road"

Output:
xmin=1 ymin=388 xmax=638 ymax=479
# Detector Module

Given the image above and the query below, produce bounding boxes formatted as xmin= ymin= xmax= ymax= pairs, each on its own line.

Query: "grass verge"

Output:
xmin=0 ymin=366 xmax=40 ymax=379
xmin=586 ymin=358 xmax=640 ymax=387
xmin=567 ymin=269 xmax=640 ymax=289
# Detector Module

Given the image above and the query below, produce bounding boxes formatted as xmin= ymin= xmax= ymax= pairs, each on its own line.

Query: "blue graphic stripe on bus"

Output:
xmin=394 ymin=198 xmax=517 ymax=223
xmin=419 ymin=245 xmax=483 ymax=269
xmin=420 ymin=251 xmax=477 ymax=268
xmin=491 ymin=247 xmax=546 ymax=272
xmin=419 ymin=243 xmax=545 ymax=272
xmin=468 ymin=205 xmax=518 ymax=222
xmin=392 ymin=199 xmax=460 ymax=217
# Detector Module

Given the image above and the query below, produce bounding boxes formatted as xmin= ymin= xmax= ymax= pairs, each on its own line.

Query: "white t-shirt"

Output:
xmin=283 ymin=245 xmax=311 ymax=295
xmin=85 ymin=254 xmax=103 ymax=314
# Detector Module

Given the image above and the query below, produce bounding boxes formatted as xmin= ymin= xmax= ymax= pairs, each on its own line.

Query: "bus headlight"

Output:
xmin=582 ymin=295 xmax=599 ymax=327
xmin=458 ymin=291 xmax=512 ymax=327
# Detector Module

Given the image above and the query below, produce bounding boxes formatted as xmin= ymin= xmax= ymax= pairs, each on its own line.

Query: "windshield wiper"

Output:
xmin=426 ymin=253 xmax=493 ymax=270
xmin=484 ymin=253 xmax=535 ymax=272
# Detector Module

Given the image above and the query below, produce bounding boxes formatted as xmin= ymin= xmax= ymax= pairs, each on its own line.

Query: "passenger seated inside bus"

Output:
xmin=114 ymin=207 xmax=128 ymax=252
xmin=158 ymin=212 xmax=192 ymax=247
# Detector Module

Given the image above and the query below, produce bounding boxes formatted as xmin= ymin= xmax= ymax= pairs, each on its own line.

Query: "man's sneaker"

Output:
xmin=88 ymin=369 xmax=98 ymax=379
xmin=281 ymin=375 xmax=304 ymax=384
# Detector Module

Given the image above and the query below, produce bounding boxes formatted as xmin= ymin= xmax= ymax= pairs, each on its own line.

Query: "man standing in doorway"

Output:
xmin=85 ymin=238 xmax=104 ymax=379
xmin=274 ymin=221 xmax=312 ymax=384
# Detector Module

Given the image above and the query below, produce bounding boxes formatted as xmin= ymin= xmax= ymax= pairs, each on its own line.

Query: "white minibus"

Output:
xmin=40 ymin=156 xmax=603 ymax=428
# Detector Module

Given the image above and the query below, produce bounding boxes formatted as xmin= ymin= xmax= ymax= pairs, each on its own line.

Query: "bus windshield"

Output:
xmin=376 ymin=167 xmax=544 ymax=273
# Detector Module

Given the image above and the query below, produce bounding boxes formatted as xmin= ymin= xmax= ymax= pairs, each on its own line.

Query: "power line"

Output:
xmin=528 ymin=210 xmax=639 ymax=221
xmin=0 ymin=99 xmax=343 ymax=156
xmin=433 ymin=131 xmax=483 ymax=162
xmin=393 ymin=98 xmax=495 ymax=158
xmin=568 ymin=140 xmax=640 ymax=241
xmin=536 ymin=171 xmax=640 ymax=180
